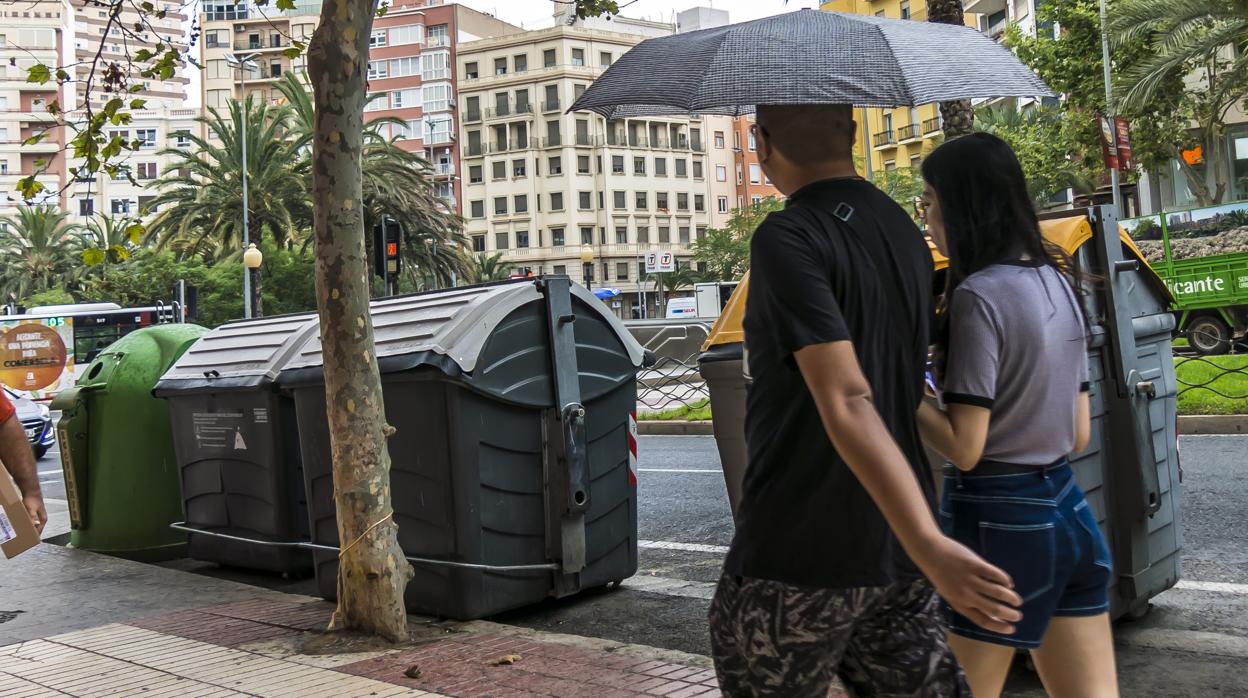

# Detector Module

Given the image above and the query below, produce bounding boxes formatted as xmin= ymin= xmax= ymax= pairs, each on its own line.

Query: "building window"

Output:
xmin=717 ymin=196 xmax=728 ymax=213
xmin=694 ymin=195 xmax=705 ymax=212
xmin=465 ymin=62 xmax=479 ymax=79
xmin=515 ymin=195 xmax=529 ymax=214
xmin=494 ymin=197 xmax=508 ymax=216
xmin=637 ymin=226 xmax=650 ymax=243
xmin=513 ymin=159 xmax=527 ymax=177
xmin=900 ymin=0 xmax=910 ymax=19
xmin=514 ymin=54 xmax=528 ymax=72
xmin=657 ymin=192 xmax=669 ymax=210
xmin=422 ymin=83 xmax=451 ymax=112
xmin=580 ymin=226 xmax=593 ymax=245
xmin=110 ymin=199 xmax=131 ymax=214
xmin=369 ymin=29 xmax=386 ymax=47
xmin=469 ymin=165 xmax=483 ymax=183
xmin=367 ymin=61 xmax=388 ymax=79
xmin=655 ymin=158 xmax=668 ymax=177
xmin=496 ymin=231 xmax=510 ymax=250
xmin=470 ymin=200 xmax=484 ymax=218
xmin=749 ymin=163 xmax=761 ymax=184
xmin=910 ymin=155 xmax=921 ymax=168
xmin=136 ymin=129 xmax=156 ymax=148
xmin=543 ymin=48 xmax=556 ymax=67
xmin=615 ymin=226 xmax=628 ymax=244
xmin=697 ymin=226 xmax=707 ymax=240
xmin=577 ymin=155 xmax=591 ymax=174
xmin=715 ymin=165 xmax=727 ymax=182
xmin=679 ymin=226 xmax=691 ymax=244
xmin=714 ymin=131 xmax=725 ymax=149
xmin=551 ymin=192 xmax=564 ymax=211
xmin=78 ymin=199 xmax=94 ymax=216
xmin=616 ymin=262 xmax=629 ymax=281
xmin=389 ymin=24 xmax=423 ymax=46
xmin=548 ymin=156 xmax=562 ymax=175
xmin=752 ymin=195 xmax=763 ymax=204
xmin=634 ymin=157 xmax=646 ymax=175
xmin=137 ymin=162 xmax=157 ymax=180
xmin=513 ymin=230 xmax=527 ymax=248
xmin=635 ymin=192 xmax=648 ymax=210
xmin=612 ymin=155 xmax=625 ymax=174
xmin=174 ymin=131 xmax=191 ymax=148
xmin=494 ymin=57 xmax=507 ymax=75
xmin=677 ymin=193 xmax=689 ymax=211
xmin=884 ymin=160 xmax=896 ymax=171
xmin=552 ymin=227 xmax=566 ymax=246
xmin=747 ymin=129 xmax=757 ymax=151
xmin=693 ymin=161 xmax=703 ymax=179
xmin=675 ymin=159 xmax=688 ymax=177
xmin=492 ymin=160 xmax=506 ymax=180
xmin=571 ymin=48 xmax=585 ymax=66
xmin=658 ymin=226 xmax=670 ymax=243
xmin=613 ymin=191 xmax=627 ymax=209
xmin=472 ymin=235 xmax=486 ymax=252
xmin=391 ymin=88 xmax=420 ymax=109
xmin=574 ymin=191 xmax=590 ymax=210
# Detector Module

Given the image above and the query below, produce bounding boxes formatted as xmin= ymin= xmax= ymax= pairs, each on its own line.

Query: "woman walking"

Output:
xmin=916 ymin=133 xmax=1119 ymax=698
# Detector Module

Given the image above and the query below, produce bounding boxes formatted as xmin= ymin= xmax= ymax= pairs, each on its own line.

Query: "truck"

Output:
xmin=1125 ymin=203 xmax=1248 ymax=355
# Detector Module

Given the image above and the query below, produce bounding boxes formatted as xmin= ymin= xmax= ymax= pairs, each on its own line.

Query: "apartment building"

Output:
xmin=68 ymin=0 xmax=190 ymax=112
xmin=457 ymin=26 xmax=715 ymax=318
xmin=64 ymin=107 xmax=200 ymax=221
xmin=199 ymin=0 xmax=517 ymax=214
xmin=821 ymin=0 xmax=953 ymax=175
xmin=0 ymin=7 xmax=68 ymax=214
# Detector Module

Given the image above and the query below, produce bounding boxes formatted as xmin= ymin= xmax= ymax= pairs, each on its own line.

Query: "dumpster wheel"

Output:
xmin=1122 ymin=600 xmax=1152 ymax=622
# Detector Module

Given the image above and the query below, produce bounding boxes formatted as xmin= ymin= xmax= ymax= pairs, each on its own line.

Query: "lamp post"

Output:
xmin=580 ymin=244 xmax=594 ymax=290
xmin=226 ymin=52 xmax=259 ymax=318
xmin=243 ymin=242 xmax=264 ymax=317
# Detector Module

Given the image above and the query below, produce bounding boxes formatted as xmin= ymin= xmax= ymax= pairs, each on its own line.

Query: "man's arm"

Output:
xmin=795 ymin=342 xmax=1022 ymax=634
xmin=0 ymin=416 xmax=46 ymax=534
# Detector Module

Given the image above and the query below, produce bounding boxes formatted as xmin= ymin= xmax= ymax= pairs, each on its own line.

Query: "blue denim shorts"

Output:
xmin=939 ymin=460 xmax=1113 ymax=649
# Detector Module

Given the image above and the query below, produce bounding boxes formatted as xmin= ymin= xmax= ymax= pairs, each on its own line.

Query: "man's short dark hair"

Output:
xmin=754 ymin=105 xmax=856 ymax=166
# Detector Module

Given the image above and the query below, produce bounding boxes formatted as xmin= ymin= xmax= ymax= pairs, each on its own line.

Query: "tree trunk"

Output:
xmin=250 ymin=267 xmax=263 ymax=317
xmin=307 ymin=0 xmax=412 ymax=643
xmin=927 ymin=0 xmax=975 ymax=138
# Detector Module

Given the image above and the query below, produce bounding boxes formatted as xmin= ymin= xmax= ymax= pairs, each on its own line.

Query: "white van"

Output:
xmin=665 ymin=297 xmax=698 ymax=319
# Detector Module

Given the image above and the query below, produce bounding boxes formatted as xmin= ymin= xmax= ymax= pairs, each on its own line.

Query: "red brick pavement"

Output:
xmin=125 ymin=599 xmax=722 ymax=697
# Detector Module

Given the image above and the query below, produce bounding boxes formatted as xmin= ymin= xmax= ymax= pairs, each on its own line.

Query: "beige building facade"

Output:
xmin=457 ymin=26 xmax=715 ymax=318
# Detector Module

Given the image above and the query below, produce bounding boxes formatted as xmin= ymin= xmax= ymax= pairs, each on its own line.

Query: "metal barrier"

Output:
xmin=1174 ymin=354 xmax=1248 ymax=406
xmin=624 ymin=319 xmax=713 ymax=413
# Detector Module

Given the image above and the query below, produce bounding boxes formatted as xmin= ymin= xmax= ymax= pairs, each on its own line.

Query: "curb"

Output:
xmin=637 ymin=421 xmax=714 ymax=436
xmin=640 ymin=417 xmax=1248 ymax=436
xmin=1178 ymin=415 xmax=1248 ymax=435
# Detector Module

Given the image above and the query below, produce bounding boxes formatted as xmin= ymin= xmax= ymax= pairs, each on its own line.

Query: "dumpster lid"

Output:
xmin=280 ymin=280 xmax=645 ymax=377
xmin=155 ymin=313 xmax=321 ymax=393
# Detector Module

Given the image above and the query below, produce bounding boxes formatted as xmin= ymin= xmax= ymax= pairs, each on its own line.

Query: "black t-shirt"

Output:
xmin=723 ymin=177 xmax=936 ymax=589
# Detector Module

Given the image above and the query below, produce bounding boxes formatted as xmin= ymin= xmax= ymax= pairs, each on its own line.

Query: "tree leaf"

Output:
xmin=282 ymin=47 xmax=304 ymax=59
xmin=23 ymin=133 xmax=46 ymax=146
xmin=134 ymin=49 xmax=154 ymax=62
xmin=26 ymin=64 xmax=52 ymax=84
xmin=126 ymin=223 xmax=145 ymax=244
xmin=130 ymin=99 xmax=147 ymax=110
xmin=275 ymin=0 xmax=295 ymax=9
xmin=83 ymin=248 xmax=107 ymax=266
xmin=16 ymin=176 xmax=45 ymax=201
xmin=108 ymin=245 xmax=132 ymax=263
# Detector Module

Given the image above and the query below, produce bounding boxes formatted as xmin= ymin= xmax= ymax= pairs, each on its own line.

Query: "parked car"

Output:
xmin=4 ymin=388 xmax=54 ymax=459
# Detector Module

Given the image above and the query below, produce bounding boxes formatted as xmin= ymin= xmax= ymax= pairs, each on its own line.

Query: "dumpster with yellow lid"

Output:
xmin=699 ymin=207 xmax=1180 ymax=621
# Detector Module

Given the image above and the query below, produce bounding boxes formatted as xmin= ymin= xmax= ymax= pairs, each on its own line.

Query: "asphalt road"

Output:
xmin=33 ymin=434 xmax=1248 ymax=695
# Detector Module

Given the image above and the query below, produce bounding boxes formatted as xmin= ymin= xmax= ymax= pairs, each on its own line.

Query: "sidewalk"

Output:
xmin=0 ymin=545 xmax=726 ymax=698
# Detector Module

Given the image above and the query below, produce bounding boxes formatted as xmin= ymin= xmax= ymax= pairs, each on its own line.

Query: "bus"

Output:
xmin=0 ymin=302 xmax=183 ymax=400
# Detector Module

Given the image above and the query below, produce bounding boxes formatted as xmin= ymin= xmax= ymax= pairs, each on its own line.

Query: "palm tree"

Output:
xmin=975 ymin=105 xmax=1095 ymax=206
xmin=927 ymin=0 xmax=975 ymax=137
xmin=275 ymin=74 xmax=470 ymax=287
xmin=146 ymin=96 xmax=311 ymax=258
xmin=0 ymin=205 xmax=86 ymax=302
xmin=469 ymin=252 xmax=513 ymax=283
xmin=81 ymin=214 xmax=143 ymax=269
xmin=1111 ymin=0 xmax=1248 ymax=204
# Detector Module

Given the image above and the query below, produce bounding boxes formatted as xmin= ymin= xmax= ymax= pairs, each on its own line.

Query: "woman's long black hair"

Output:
xmin=921 ymin=132 xmax=1080 ymax=377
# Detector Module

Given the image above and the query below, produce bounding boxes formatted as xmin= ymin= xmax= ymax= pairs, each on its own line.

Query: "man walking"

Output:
xmin=1 ymin=388 xmax=46 ymax=534
xmin=708 ymin=105 xmax=1021 ymax=697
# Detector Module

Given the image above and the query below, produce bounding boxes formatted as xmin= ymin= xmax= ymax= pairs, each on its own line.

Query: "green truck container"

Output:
xmin=51 ymin=323 xmax=208 ymax=560
xmin=1128 ymin=205 xmax=1248 ymax=354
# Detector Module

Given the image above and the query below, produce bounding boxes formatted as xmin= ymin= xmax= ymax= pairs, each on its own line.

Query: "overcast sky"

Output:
xmin=454 ymin=0 xmax=819 ymax=30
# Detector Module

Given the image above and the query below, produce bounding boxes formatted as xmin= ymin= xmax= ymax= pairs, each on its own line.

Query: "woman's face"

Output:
xmin=922 ymin=181 xmax=947 ymax=255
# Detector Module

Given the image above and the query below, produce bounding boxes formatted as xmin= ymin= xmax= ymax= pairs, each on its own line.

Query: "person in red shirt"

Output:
xmin=0 ymin=389 xmax=45 ymax=533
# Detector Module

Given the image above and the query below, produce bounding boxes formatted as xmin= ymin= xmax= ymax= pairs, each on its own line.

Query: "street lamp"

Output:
xmin=226 ymin=52 xmax=260 ymax=318
xmin=580 ymin=244 xmax=594 ymax=289
xmin=243 ymin=243 xmax=263 ymax=318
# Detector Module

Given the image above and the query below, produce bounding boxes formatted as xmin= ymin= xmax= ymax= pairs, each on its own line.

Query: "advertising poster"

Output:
xmin=0 ymin=318 xmax=75 ymax=400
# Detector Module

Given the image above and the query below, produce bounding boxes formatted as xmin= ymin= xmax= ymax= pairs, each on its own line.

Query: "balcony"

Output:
xmin=465 ymin=143 xmax=485 ymax=157
xmin=543 ymin=135 xmax=562 ymax=148
xmin=422 ymin=68 xmax=451 ymax=81
xmin=964 ymin=0 xmax=1007 ymax=15
xmin=691 ymin=139 xmax=705 ymax=152
xmin=541 ymin=99 xmax=560 ymax=113
xmin=432 ymin=162 xmax=455 ymax=177
xmin=574 ymin=134 xmax=597 ymax=147
xmin=234 ymin=37 xmax=287 ymax=51
xmin=897 ymin=124 xmax=917 ymax=142
xmin=514 ymin=102 xmax=534 ymax=115
xmin=488 ymin=104 xmax=511 ymax=118
xmin=464 ymin=110 xmax=482 ymax=123
xmin=922 ymin=117 xmax=942 ymax=135
xmin=425 ymin=36 xmax=450 ymax=49
xmin=872 ymin=130 xmax=896 ymax=148
xmin=607 ymin=131 xmax=627 ymax=146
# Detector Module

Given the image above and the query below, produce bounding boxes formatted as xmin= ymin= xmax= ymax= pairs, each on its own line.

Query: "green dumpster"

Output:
xmin=52 ymin=324 xmax=207 ymax=560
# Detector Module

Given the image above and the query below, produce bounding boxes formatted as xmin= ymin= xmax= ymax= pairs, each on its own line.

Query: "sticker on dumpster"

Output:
xmin=233 ymin=429 xmax=248 ymax=450
xmin=191 ymin=411 xmax=247 ymax=449
xmin=253 ymin=408 xmax=268 ymax=424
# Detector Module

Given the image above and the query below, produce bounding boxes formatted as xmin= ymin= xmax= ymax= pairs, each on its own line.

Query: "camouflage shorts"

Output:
xmin=708 ymin=573 xmax=969 ymax=698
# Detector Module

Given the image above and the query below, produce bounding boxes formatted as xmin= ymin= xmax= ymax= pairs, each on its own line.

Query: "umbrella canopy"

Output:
xmin=569 ymin=9 xmax=1051 ymax=119
xmin=593 ymin=287 xmax=622 ymax=300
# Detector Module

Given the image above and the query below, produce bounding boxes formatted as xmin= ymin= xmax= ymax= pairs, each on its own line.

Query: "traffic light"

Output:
xmin=373 ymin=217 xmax=402 ymax=278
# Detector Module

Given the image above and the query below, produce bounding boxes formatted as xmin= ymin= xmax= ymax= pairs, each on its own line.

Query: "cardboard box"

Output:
xmin=0 ymin=469 xmax=39 ymax=559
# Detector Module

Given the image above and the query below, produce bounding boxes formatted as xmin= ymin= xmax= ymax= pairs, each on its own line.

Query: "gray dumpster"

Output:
xmin=154 ymin=314 xmax=318 ymax=574
xmin=278 ymin=277 xmax=644 ymax=619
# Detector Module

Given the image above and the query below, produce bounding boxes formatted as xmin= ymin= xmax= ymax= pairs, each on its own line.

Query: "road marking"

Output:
xmin=639 ymin=540 xmax=730 ymax=554
xmin=42 ymin=498 xmax=68 ymax=505
xmin=1176 ymin=579 xmax=1248 ymax=595
xmin=638 ymin=468 xmax=722 ymax=474
xmin=38 ymin=469 xmax=61 ymax=476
